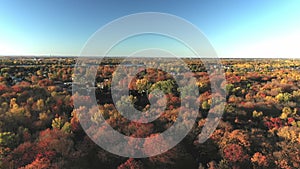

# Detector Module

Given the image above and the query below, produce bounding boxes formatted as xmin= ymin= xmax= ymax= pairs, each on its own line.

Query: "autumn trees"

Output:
xmin=1 ymin=57 xmax=300 ymax=168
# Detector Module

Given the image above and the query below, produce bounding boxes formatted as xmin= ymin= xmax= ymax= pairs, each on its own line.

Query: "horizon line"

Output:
xmin=0 ymin=55 xmax=298 ymax=59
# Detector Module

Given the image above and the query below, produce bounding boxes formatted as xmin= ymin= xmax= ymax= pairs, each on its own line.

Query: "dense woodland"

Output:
xmin=0 ymin=57 xmax=300 ymax=169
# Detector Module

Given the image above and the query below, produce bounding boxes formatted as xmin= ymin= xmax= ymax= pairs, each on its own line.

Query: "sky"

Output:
xmin=0 ymin=0 xmax=299 ymax=58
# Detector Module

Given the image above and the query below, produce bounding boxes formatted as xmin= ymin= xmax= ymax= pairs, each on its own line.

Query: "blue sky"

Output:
xmin=0 ymin=0 xmax=299 ymax=57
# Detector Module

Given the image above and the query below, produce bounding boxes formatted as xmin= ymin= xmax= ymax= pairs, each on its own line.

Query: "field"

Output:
xmin=0 ymin=57 xmax=300 ymax=169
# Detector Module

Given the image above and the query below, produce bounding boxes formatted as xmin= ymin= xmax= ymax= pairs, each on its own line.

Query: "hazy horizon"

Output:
xmin=1 ymin=55 xmax=299 ymax=59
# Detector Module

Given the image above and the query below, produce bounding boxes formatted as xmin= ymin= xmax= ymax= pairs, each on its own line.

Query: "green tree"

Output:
xmin=0 ymin=132 xmax=18 ymax=148
xmin=52 ymin=117 xmax=64 ymax=130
